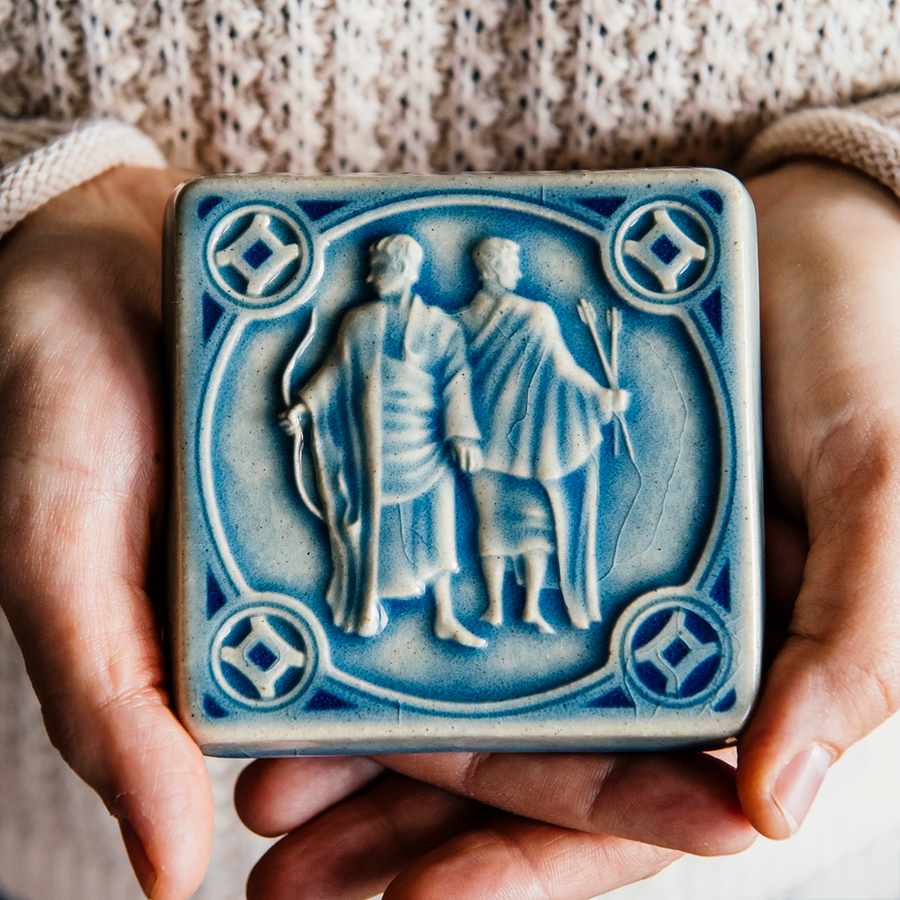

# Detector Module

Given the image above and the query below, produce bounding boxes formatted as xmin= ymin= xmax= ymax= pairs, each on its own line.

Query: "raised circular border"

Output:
xmin=210 ymin=601 xmax=318 ymax=708
xmin=619 ymin=591 xmax=732 ymax=709
xmin=609 ymin=200 xmax=716 ymax=302
xmin=205 ymin=203 xmax=316 ymax=312
xmin=200 ymin=192 xmax=733 ymax=716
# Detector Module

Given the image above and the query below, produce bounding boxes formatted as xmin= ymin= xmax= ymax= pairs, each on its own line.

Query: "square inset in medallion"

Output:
xmin=166 ymin=170 xmax=762 ymax=755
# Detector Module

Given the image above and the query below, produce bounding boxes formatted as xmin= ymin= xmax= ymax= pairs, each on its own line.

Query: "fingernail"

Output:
xmin=120 ymin=819 xmax=157 ymax=898
xmin=773 ymin=744 xmax=832 ymax=835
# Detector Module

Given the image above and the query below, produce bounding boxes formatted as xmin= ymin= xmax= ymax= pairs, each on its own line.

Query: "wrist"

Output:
xmin=747 ymin=159 xmax=900 ymax=231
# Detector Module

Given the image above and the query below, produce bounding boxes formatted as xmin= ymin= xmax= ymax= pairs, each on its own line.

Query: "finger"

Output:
xmin=246 ymin=772 xmax=491 ymax=900
xmin=383 ymin=815 xmax=681 ymax=900
xmin=235 ymin=756 xmax=384 ymax=836
xmin=373 ymin=750 xmax=755 ymax=855
xmin=738 ymin=437 xmax=900 ymax=838
xmin=2 ymin=569 xmax=214 ymax=900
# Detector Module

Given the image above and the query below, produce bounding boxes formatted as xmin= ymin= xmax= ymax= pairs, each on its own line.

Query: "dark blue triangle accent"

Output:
xmin=206 ymin=570 xmax=227 ymax=618
xmin=710 ymin=562 xmax=731 ymax=611
xmin=699 ymin=189 xmax=724 ymax=214
xmin=203 ymin=695 xmax=229 ymax=718
xmin=576 ymin=196 xmax=627 ymax=217
xmin=701 ymin=288 xmax=723 ymax=337
xmin=305 ymin=689 xmax=356 ymax=711
xmin=588 ymin=686 xmax=636 ymax=708
xmin=297 ymin=200 xmax=348 ymax=220
xmin=198 ymin=195 xmax=223 ymax=219
xmin=202 ymin=292 xmax=224 ymax=342
xmin=714 ymin=689 xmax=737 ymax=712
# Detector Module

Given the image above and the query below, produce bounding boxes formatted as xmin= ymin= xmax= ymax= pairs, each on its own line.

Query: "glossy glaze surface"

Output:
xmin=166 ymin=170 xmax=762 ymax=755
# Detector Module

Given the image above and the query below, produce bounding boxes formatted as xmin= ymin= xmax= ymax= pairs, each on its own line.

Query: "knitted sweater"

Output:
xmin=0 ymin=2 xmax=899 ymax=898
xmin=2 ymin=0 xmax=900 ymax=234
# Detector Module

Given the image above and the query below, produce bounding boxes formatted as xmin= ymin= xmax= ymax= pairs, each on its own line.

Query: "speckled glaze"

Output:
xmin=165 ymin=170 xmax=762 ymax=756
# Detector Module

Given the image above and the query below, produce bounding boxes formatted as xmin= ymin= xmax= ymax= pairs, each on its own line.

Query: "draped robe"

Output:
xmin=299 ymin=296 xmax=480 ymax=637
xmin=458 ymin=291 xmax=613 ymax=623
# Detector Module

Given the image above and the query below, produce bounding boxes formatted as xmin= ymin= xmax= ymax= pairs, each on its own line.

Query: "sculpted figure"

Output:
xmin=458 ymin=238 xmax=629 ymax=632
xmin=282 ymin=235 xmax=486 ymax=647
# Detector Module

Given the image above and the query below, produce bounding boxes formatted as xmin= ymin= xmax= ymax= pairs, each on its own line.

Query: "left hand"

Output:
xmin=733 ymin=160 xmax=900 ymax=838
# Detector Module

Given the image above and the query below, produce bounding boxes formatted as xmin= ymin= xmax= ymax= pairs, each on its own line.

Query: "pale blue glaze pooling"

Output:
xmin=167 ymin=170 xmax=762 ymax=755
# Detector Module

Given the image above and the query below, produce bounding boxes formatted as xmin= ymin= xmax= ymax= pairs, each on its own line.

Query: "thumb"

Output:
xmin=0 ymin=367 xmax=213 ymax=897
xmin=737 ymin=435 xmax=900 ymax=838
xmin=2 ymin=514 xmax=214 ymax=899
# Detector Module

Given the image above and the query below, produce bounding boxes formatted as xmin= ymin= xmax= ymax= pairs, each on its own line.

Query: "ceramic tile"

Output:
xmin=165 ymin=170 xmax=762 ymax=755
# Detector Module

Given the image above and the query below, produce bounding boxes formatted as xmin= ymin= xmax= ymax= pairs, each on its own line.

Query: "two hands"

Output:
xmin=0 ymin=160 xmax=898 ymax=898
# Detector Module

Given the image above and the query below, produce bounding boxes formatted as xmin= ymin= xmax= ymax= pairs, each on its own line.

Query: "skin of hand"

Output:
xmin=735 ymin=159 xmax=900 ymax=837
xmin=0 ymin=166 xmax=210 ymax=900
xmin=235 ymin=159 xmax=900 ymax=897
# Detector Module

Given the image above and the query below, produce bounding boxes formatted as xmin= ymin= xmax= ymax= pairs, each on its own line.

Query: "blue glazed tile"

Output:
xmin=165 ymin=170 xmax=762 ymax=755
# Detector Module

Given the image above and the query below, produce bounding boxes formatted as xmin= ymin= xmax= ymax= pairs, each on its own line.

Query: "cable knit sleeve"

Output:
xmin=740 ymin=93 xmax=900 ymax=199
xmin=0 ymin=117 xmax=168 ymax=238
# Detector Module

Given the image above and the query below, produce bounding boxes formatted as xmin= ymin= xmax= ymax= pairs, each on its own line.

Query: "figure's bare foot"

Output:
xmin=435 ymin=617 xmax=487 ymax=649
xmin=480 ymin=600 xmax=503 ymax=626
xmin=524 ymin=612 xmax=556 ymax=634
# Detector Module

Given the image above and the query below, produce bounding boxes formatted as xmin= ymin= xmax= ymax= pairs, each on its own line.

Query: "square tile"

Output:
xmin=166 ymin=170 xmax=762 ymax=755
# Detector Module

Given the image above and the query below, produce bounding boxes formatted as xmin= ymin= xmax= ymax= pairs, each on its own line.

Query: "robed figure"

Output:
xmin=283 ymin=235 xmax=485 ymax=647
xmin=458 ymin=237 xmax=629 ymax=632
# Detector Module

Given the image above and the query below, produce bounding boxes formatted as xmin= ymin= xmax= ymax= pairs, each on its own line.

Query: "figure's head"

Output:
xmin=367 ymin=234 xmax=424 ymax=297
xmin=472 ymin=237 xmax=522 ymax=291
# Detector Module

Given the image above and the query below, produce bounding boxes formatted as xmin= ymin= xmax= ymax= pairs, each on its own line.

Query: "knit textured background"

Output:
xmin=2 ymin=0 xmax=900 ymax=175
xmin=1 ymin=1 xmax=900 ymax=898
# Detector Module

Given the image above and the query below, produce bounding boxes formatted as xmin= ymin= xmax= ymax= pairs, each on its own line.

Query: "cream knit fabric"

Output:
xmin=2 ymin=0 xmax=900 ymax=231
xmin=1 ymin=2 xmax=900 ymax=899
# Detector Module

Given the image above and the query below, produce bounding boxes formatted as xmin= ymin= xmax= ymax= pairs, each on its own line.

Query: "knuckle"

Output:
xmin=812 ymin=419 xmax=900 ymax=507
xmin=845 ymin=651 xmax=900 ymax=726
xmin=585 ymin=757 xmax=631 ymax=826
xmin=460 ymin=751 xmax=493 ymax=797
xmin=792 ymin=628 xmax=900 ymax=748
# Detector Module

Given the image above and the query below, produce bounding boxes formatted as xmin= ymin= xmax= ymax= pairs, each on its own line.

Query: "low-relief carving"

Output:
xmin=282 ymin=235 xmax=486 ymax=648
xmin=282 ymin=234 xmax=631 ymax=648
xmin=459 ymin=239 xmax=630 ymax=634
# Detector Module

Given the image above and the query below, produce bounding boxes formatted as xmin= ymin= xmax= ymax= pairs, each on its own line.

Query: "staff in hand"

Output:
xmin=577 ymin=297 xmax=636 ymax=464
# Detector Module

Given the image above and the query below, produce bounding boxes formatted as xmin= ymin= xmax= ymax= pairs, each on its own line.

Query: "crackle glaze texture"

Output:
xmin=167 ymin=169 xmax=762 ymax=755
